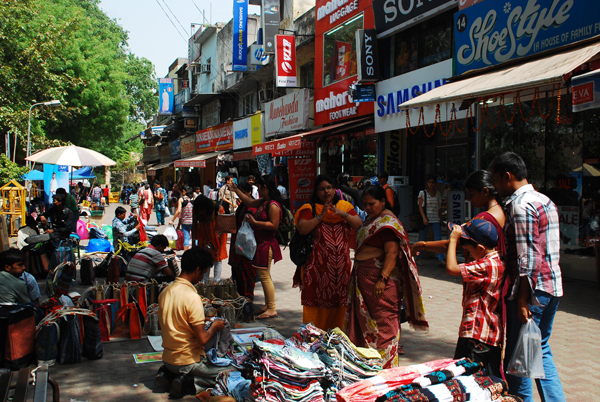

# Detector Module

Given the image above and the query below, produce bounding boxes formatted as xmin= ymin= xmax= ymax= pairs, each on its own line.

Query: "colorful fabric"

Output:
xmin=91 ymin=186 xmax=102 ymax=199
xmin=503 ymin=184 xmax=563 ymax=302
xmin=252 ymin=200 xmax=282 ymax=268
xmin=180 ymin=196 xmax=194 ymax=225
xmin=194 ymin=206 xmax=228 ymax=262
xmin=125 ymin=245 xmax=169 ymax=282
xmin=458 ymin=251 xmax=505 ymax=347
xmin=154 ymin=187 xmax=168 ymax=211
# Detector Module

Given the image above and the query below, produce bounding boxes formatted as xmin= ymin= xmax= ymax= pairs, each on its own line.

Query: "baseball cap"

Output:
xmin=448 ymin=219 xmax=498 ymax=249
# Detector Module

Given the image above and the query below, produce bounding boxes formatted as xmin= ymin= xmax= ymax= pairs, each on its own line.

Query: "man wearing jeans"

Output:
xmin=490 ymin=152 xmax=565 ymax=402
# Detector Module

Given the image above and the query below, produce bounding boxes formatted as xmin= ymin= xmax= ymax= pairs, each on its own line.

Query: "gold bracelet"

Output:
xmin=424 ymin=241 xmax=427 ymax=250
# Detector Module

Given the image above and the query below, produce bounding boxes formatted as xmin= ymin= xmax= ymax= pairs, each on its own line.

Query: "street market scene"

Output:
xmin=1 ymin=0 xmax=600 ymax=401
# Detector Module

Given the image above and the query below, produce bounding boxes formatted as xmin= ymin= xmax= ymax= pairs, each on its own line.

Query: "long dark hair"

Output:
xmin=256 ymin=174 xmax=283 ymax=205
xmin=310 ymin=174 xmax=340 ymax=205
xmin=193 ymin=193 xmax=218 ymax=216
xmin=363 ymin=185 xmax=392 ymax=211
xmin=465 ymin=170 xmax=500 ymax=203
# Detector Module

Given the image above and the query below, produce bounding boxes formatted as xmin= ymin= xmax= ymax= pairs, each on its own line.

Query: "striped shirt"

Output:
xmin=125 ymin=246 xmax=168 ymax=282
xmin=180 ymin=197 xmax=193 ymax=225
xmin=419 ymin=190 xmax=442 ymax=223
xmin=504 ymin=184 xmax=563 ymax=303
xmin=459 ymin=251 xmax=504 ymax=347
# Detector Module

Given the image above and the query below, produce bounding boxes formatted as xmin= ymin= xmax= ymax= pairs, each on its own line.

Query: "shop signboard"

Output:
xmin=559 ymin=206 xmax=579 ymax=246
xmin=196 ymin=122 xmax=233 ymax=153
xmin=159 ymin=145 xmax=171 ymax=163
xmin=251 ymin=113 xmax=263 ymax=145
xmin=315 ymin=0 xmax=370 ymax=35
xmin=315 ymin=78 xmax=374 ymax=126
xmin=232 ymin=0 xmax=248 ymax=71
xmin=170 ymin=139 xmax=181 ymax=161
xmin=180 ymin=135 xmax=196 ymax=158
xmin=147 ymin=169 xmax=156 ymax=177
xmin=265 ymin=89 xmax=310 ymax=137
xmin=353 ymin=84 xmax=376 ymax=102
xmin=233 ymin=117 xmax=250 ymax=149
xmin=175 ymin=158 xmax=207 ymax=168
xmin=201 ymin=99 xmax=220 ymax=129
xmin=275 ymin=35 xmax=297 ymax=87
xmin=374 ymin=0 xmax=456 ymax=38
xmin=272 ymin=140 xmax=316 ymax=157
xmin=250 ymin=44 xmax=269 ymax=65
xmin=459 ymin=0 xmax=486 ymax=10
xmin=158 ymin=78 xmax=174 ymax=115
xmin=288 ymin=157 xmax=318 ymax=215
xmin=447 ymin=190 xmax=465 ymax=225
xmin=454 ymin=0 xmax=600 ymax=76
xmin=262 ymin=0 xmax=280 ymax=53
xmin=143 ymin=146 xmax=160 ymax=163
xmin=572 ymin=70 xmax=600 ymax=112
xmin=174 ymin=91 xmax=184 ymax=114
xmin=374 ymin=60 xmax=468 ymax=133
xmin=253 ymin=135 xmax=303 ymax=155
xmin=356 ymin=29 xmax=379 ymax=82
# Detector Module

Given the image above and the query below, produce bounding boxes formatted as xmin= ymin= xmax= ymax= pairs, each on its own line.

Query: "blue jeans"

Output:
xmin=155 ymin=209 xmax=165 ymax=225
xmin=505 ymin=290 xmax=565 ymax=402
xmin=181 ymin=224 xmax=192 ymax=247
xmin=417 ymin=221 xmax=445 ymax=262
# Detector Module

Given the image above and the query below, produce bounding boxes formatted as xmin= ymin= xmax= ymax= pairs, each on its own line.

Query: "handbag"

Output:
xmin=409 ymin=190 xmax=428 ymax=231
xmin=215 ymin=213 xmax=237 ymax=234
xmin=115 ymin=302 xmax=142 ymax=340
xmin=289 ymin=204 xmax=316 ymax=267
xmin=1 ymin=305 xmax=36 ymax=369
xmin=143 ymin=304 xmax=161 ymax=336
xmin=46 ymin=261 xmax=76 ymax=297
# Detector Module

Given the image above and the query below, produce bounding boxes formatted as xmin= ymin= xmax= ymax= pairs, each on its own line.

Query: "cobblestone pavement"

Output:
xmin=23 ymin=203 xmax=600 ymax=401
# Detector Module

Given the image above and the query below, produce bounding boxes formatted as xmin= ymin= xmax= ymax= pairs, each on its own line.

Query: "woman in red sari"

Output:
xmin=191 ymin=194 xmax=228 ymax=282
xmin=295 ymin=174 xmax=363 ymax=331
xmin=345 ymin=185 xmax=428 ymax=368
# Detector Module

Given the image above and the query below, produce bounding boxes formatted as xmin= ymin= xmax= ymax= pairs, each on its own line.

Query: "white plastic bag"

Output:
xmin=163 ymin=225 xmax=178 ymax=241
xmin=235 ymin=221 xmax=257 ymax=260
xmin=507 ymin=318 xmax=545 ymax=379
xmin=165 ymin=207 xmax=171 ymax=217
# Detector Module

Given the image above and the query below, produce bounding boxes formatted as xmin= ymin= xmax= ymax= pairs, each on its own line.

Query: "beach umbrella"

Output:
xmin=25 ymin=145 xmax=116 ymax=167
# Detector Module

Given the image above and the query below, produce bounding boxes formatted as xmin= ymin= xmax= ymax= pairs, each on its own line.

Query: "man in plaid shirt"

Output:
xmin=446 ymin=219 xmax=504 ymax=378
xmin=490 ymin=152 xmax=565 ymax=401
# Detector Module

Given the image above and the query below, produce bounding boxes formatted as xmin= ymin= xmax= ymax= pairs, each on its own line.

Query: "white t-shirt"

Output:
xmin=418 ymin=190 xmax=442 ymax=223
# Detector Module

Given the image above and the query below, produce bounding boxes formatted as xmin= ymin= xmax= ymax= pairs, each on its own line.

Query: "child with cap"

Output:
xmin=446 ymin=219 xmax=505 ymax=378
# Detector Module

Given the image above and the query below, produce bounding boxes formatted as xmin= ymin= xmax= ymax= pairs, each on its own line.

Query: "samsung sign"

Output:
xmin=374 ymin=60 xmax=468 ymax=133
xmin=374 ymin=0 xmax=457 ymax=38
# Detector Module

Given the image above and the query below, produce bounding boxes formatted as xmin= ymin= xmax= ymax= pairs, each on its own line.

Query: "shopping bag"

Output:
xmin=36 ymin=316 xmax=59 ymax=366
xmin=1 ymin=305 xmax=36 ymax=369
xmin=87 ymin=238 xmax=112 ymax=253
xmin=76 ymin=220 xmax=89 ymax=240
xmin=143 ymin=304 xmax=161 ymax=336
xmin=215 ymin=213 xmax=237 ymax=234
xmin=47 ymin=262 xmax=76 ymax=297
xmin=235 ymin=221 xmax=256 ymax=259
xmin=164 ymin=225 xmax=178 ymax=241
xmin=115 ymin=303 xmax=142 ymax=340
xmin=80 ymin=257 xmax=96 ymax=286
xmin=507 ymin=318 xmax=545 ymax=379
xmin=49 ymin=240 xmax=75 ymax=272
xmin=57 ymin=314 xmax=82 ymax=365
xmin=82 ymin=315 xmax=103 ymax=360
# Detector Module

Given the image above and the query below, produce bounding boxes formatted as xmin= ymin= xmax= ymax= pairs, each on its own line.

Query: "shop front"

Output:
xmin=195 ymin=122 xmax=234 ymax=190
xmin=233 ymin=113 xmax=264 ymax=181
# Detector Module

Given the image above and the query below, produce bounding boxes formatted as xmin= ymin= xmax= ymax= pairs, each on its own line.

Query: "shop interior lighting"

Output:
xmin=344 ymin=14 xmax=363 ymax=26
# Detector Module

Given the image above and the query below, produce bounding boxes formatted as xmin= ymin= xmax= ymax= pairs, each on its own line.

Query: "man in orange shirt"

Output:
xmin=377 ymin=171 xmax=396 ymax=211
xmin=156 ymin=248 xmax=230 ymax=397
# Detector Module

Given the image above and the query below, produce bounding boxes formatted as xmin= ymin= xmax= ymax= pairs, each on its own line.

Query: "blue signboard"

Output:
xmin=454 ymin=0 xmax=600 ymax=76
xmin=233 ymin=0 xmax=248 ymax=72
xmin=170 ymin=139 xmax=181 ymax=161
xmin=159 ymin=78 xmax=174 ymax=115
xmin=174 ymin=91 xmax=184 ymax=114
xmin=354 ymin=84 xmax=376 ymax=103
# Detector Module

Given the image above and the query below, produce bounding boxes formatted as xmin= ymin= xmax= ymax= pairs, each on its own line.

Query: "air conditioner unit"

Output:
xmin=193 ymin=65 xmax=202 ymax=75
xmin=258 ymin=89 xmax=273 ymax=103
xmin=201 ymin=64 xmax=211 ymax=74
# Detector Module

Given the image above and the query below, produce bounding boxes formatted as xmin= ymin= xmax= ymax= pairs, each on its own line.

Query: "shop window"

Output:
xmin=300 ymin=62 xmax=315 ymax=96
xmin=322 ymin=14 xmax=363 ymax=87
xmin=239 ymin=92 xmax=256 ymax=117
xmin=394 ymin=32 xmax=419 ymax=76
xmin=418 ymin=19 xmax=452 ymax=68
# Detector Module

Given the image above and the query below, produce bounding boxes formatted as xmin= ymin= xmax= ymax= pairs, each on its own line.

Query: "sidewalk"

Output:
xmin=19 ymin=202 xmax=600 ymax=401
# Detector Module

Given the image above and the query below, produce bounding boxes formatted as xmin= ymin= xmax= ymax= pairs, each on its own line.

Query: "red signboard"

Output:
xmin=272 ymin=140 xmax=316 ymax=157
xmin=196 ymin=122 xmax=233 ymax=153
xmin=573 ymin=82 xmax=594 ymax=106
xmin=314 ymin=77 xmax=374 ymax=126
xmin=253 ymin=135 xmax=303 ymax=156
xmin=315 ymin=0 xmax=370 ymax=36
xmin=288 ymin=157 xmax=317 ymax=215
xmin=174 ymin=159 xmax=206 ymax=168
xmin=335 ymin=41 xmax=351 ymax=80
xmin=275 ymin=35 xmax=297 ymax=87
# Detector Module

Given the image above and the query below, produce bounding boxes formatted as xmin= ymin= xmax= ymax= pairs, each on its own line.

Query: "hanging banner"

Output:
xmin=233 ymin=0 xmax=248 ymax=71
xmin=170 ymin=139 xmax=181 ymax=161
xmin=356 ymin=29 xmax=379 ymax=82
xmin=572 ymin=70 xmax=600 ymax=112
xmin=288 ymin=157 xmax=317 ymax=215
xmin=272 ymin=140 xmax=315 ymax=157
xmin=262 ymin=0 xmax=280 ymax=53
xmin=335 ymin=41 xmax=351 ymax=80
xmin=196 ymin=122 xmax=234 ymax=153
xmin=275 ymin=35 xmax=297 ymax=87
xmin=265 ymin=89 xmax=310 ymax=137
xmin=454 ymin=0 xmax=600 ymax=76
xmin=250 ymin=44 xmax=270 ymax=65
xmin=159 ymin=78 xmax=174 ymax=115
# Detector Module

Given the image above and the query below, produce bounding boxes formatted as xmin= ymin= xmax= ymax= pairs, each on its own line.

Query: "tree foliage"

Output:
xmin=0 ymin=155 xmax=29 ymax=185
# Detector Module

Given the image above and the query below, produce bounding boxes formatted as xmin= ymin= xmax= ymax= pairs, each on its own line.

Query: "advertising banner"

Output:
xmin=373 ymin=0 xmax=456 ymax=38
xmin=196 ymin=122 xmax=233 ymax=153
xmin=233 ymin=0 xmax=248 ymax=71
xmin=275 ymin=35 xmax=297 ymax=87
xmin=175 ymin=159 xmax=207 ymax=168
xmin=265 ymin=89 xmax=310 ymax=137
xmin=353 ymin=84 xmax=376 ymax=102
xmin=454 ymin=0 xmax=600 ymax=76
xmin=356 ymin=29 xmax=378 ymax=82
xmin=316 ymin=0 xmax=369 ymax=36
xmin=447 ymin=190 xmax=466 ymax=225
xmin=250 ymin=44 xmax=270 ymax=65
xmin=253 ymin=135 xmax=303 ymax=155
xmin=159 ymin=145 xmax=171 ymax=163
xmin=262 ymin=0 xmax=280 ymax=53
xmin=180 ymin=135 xmax=196 ymax=158
xmin=170 ymin=139 xmax=181 ymax=161
xmin=272 ymin=140 xmax=315 ymax=157
xmin=251 ymin=113 xmax=263 ymax=145
xmin=572 ymin=70 xmax=600 ymax=112
xmin=43 ymin=164 xmax=69 ymax=205
xmin=314 ymin=77 xmax=374 ymax=126
xmin=233 ymin=117 xmax=251 ymax=150
xmin=334 ymin=41 xmax=351 ymax=80
xmin=559 ymin=206 xmax=579 ymax=246
xmin=159 ymin=78 xmax=174 ymax=115
xmin=374 ymin=60 xmax=468 ymax=132
xmin=288 ymin=157 xmax=317 ymax=215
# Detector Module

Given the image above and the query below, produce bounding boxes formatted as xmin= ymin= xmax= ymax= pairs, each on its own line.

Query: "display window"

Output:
xmin=322 ymin=14 xmax=363 ymax=87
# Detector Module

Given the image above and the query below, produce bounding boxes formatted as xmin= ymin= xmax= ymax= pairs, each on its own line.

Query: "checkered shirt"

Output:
xmin=504 ymin=184 xmax=563 ymax=303
xmin=458 ymin=251 xmax=505 ymax=347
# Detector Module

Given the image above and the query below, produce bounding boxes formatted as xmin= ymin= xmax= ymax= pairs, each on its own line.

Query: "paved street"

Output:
xmin=21 ymin=202 xmax=600 ymax=401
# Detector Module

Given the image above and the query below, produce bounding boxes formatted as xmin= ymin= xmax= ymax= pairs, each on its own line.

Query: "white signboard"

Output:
xmin=374 ymin=60 xmax=468 ymax=133
xmin=264 ymin=89 xmax=310 ymax=138
xmin=447 ymin=190 xmax=465 ymax=226
xmin=250 ymin=44 xmax=270 ymax=65
xmin=233 ymin=114 xmax=264 ymax=150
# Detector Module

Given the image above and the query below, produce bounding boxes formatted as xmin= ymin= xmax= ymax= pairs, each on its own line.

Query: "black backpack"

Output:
xmin=289 ymin=204 xmax=316 ymax=266
xmin=275 ymin=203 xmax=295 ymax=247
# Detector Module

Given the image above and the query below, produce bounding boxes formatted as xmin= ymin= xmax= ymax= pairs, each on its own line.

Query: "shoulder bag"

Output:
xmin=289 ymin=204 xmax=316 ymax=267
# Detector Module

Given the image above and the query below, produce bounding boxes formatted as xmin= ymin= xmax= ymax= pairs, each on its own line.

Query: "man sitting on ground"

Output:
xmin=0 ymin=248 xmax=32 ymax=304
xmin=157 ymin=247 xmax=231 ymax=398
xmin=125 ymin=235 xmax=175 ymax=282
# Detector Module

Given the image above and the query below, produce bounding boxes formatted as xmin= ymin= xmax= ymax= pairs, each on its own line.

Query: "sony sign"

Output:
xmin=356 ymin=29 xmax=379 ymax=82
xmin=373 ymin=0 xmax=457 ymax=38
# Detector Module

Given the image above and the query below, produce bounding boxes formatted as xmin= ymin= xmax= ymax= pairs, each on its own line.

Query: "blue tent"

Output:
xmin=22 ymin=170 xmax=44 ymax=180
xmin=72 ymin=167 xmax=95 ymax=179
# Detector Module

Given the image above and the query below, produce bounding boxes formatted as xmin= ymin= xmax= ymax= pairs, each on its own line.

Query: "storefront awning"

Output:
xmin=147 ymin=162 xmax=173 ymax=171
xmin=233 ymin=150 xmax=254 ymax=161
xmin=398 ymin=42 xmax=600 ymax=110
xmin=252 ymin=117 xmax=372 ymax=156
xmin=174 ymin=151 xmax=223 ymax=168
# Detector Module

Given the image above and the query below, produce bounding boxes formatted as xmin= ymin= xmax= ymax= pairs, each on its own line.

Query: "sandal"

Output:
xmin=398 ymin=344 xmax=405 ymax=355
xmin=257 ymin=312 xmax=278 ymax=319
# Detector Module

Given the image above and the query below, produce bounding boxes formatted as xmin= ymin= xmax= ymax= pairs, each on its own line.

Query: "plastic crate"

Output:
xmin=90 ymin=210 xmax=104 ymax=217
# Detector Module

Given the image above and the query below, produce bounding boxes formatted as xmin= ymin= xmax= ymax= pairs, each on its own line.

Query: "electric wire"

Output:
xmin=154 ymin=0 xmax=188 ymax=43
xmin=161 ymin=0 xmax=189 ymax=37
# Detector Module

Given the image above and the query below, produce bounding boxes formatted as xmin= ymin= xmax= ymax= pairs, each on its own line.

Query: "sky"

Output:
xmin=98 ymin=0 xmax=260 ymax=78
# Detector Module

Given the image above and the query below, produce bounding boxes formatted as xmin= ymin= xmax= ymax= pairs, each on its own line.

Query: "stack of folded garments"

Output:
xmin=287 ymin=323 xmax=326 ymax=353
xmin=213 ymin=370 xmax=251 ymax=402
xmin=247 ymin=339 xmax=329 ymax=402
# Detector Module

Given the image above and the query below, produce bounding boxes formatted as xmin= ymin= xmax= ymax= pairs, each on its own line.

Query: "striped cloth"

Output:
xmin=125 ymin=246 xmax=168 ymax=282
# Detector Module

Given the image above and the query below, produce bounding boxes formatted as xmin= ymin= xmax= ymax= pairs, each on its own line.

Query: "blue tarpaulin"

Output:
xmin=22 ymin=170 xmax=44 ymax=180
xmin=72 ymin=166 xmax=95 ymax=179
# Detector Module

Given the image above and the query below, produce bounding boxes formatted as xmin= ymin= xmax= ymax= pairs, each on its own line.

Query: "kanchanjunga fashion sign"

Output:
xmin=454 ymin=0 xmax=600 ymax=75
xmin=264 ymin=89 xmax=310 ymax=137
xmin=374 ymin=60 xmax=468 ymax=132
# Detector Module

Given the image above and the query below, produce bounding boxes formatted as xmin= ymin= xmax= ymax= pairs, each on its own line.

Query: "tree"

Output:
xmin=0 ymin=155 xmax=29 ymax=185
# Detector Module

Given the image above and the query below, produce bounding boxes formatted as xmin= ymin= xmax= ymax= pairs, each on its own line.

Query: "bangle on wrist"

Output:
xmin=316 ymin=215 xmax=322 ymax=221
xmin=423 ymin=241 xmax=427 ymax=250
xmin=344 ymin=211 xmax=349 ymax=218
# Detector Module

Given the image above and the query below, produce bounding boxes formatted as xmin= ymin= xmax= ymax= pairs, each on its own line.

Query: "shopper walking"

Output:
xmin=416 ymin=176 xmax=445 ymax=265
xmin=294 ymin=174 xmax=362 ymax=331
xmin=139 ymin=184 xmax=154 ymax=225
xmin=154 ymin=183 xmax=168 ymax=226
xmin=490 ymin=152 xmax=565 ymax=402
xmin=170 ymin=187 xmax=194 ymax=251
